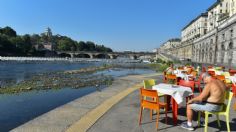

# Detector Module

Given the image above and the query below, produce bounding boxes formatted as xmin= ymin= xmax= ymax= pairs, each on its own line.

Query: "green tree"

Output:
xmin=57 ymin=38 xmax=76 ymax=51
xmin=0 ymin=26 xmax=17 ymax=37
xmin=86 ymin=41 xmax=95 ymax=51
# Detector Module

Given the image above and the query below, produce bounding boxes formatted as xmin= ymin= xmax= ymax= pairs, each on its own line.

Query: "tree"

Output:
xmin=77 ymin=41 xmax=86 ymax=51
xmin=0 ymin=26 xmax=17 ymax=37
xmin=57 ymin=38 xmax=76 ymax=51
xmin=86 ymin=41 xmax=95 ymax=51
xmin=22 ymin=34 xmax=33 ymax=54
xmin=31 ymin=34 xmax=41 ymax=45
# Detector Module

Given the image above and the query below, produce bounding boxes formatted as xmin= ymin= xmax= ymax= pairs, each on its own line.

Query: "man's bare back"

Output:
xmin=206 ymin=79 xmax=226 ymax=103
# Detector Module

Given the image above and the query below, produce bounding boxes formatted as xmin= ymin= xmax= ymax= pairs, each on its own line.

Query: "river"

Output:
xmin=0 ymin=60 xmax=154 ymax=131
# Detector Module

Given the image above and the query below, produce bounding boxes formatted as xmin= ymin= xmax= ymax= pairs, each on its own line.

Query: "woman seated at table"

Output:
xmin=165 ymin=64 xmax=174 ymax=75
xmin=181 ymin=73 xmax=226 ymax=131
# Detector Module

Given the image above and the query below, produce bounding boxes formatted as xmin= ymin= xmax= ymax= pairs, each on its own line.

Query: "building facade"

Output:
xmin=159 ymin=0 xmax=236 ymax=67
xmin=159 ymin=38 xmax=181 ymax=56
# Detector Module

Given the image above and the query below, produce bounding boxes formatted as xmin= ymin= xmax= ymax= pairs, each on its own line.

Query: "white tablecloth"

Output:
xmin=173 ymin=70 xmax=193 ymax=80
xmin=152 ymin=83 xmax=193 ymax=104
xmin=173 ymin=70 xmax=187 ymax=74
xmin=225 ymin=76 xmax=236 ymax=84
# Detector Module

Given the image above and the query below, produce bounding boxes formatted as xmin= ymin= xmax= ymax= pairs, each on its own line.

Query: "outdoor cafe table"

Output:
xmin=225 ymin=75 xmax=236 ymax=84
xmin=173 ymin=70 xmax=193 ymax=80
xmin=152 ymin=83 xmax=193 ymax=125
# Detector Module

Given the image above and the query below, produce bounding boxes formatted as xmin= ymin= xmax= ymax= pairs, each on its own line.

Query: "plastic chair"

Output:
xmin=143 ymin=79 xmax=165 ymax=98
xmin=139 ymin=88 xmax=168 ymax=129
xmin=197 ymin=91 xmax=233 ymax=132
xmin=229 ymin=69 xmax=236 ymax=76
xmin=179 ymin=80 xmax=195 ymax=93
xmin=194 ymin=73 xmax=203 ymax=93
xmin=222 ymin=72 xmax=231 ymax=84
xmin=166 ymin=74 xmax=177 ymax=84
xmin=232 ymin=83 xmax=236 ymax=98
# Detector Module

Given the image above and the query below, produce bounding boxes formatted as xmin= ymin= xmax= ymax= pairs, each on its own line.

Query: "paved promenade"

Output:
xmin=11 ymin=73 xmax=236 ymax=132
xmin=88 ymin=76 xmax=236 ymax=132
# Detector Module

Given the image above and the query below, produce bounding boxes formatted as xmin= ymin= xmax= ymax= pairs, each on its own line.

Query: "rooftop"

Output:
xmin=182 ymin=12 xmax=208 ymax=31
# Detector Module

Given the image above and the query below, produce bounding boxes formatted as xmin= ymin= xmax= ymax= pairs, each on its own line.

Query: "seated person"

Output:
xmin=165 ymin=64 xmax=174 ymax=74
xmin=181 ymin=73 xmax=226 ymax=131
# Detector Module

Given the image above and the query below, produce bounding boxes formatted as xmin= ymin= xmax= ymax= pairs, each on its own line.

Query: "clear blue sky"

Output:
xmin=0 ymin=0 xmax=215 ymax=52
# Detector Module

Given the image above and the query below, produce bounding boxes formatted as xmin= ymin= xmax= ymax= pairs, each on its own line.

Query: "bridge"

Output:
xmin=56 ymin=51 xmax=156 ymax=59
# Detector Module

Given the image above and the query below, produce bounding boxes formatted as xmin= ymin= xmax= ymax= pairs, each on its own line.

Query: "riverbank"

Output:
xmin=0 ymin=62 xmax=160 ymax=94
xmin=0 ymin=65 xmax=114 ymax=94
xmin=10 ymin=73 xmax=160 ymax=132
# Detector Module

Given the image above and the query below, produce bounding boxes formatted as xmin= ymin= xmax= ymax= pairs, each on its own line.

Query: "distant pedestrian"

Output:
xmin=165 ymin=64 xmax=174 ymax=75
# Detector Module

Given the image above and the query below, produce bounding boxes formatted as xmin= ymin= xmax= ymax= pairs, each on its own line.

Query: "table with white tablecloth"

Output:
xmin=152 ymin=83 xmax=193 ymax=125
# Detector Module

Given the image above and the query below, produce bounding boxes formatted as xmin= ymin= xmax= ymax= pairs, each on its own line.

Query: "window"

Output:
xmin=222 ymin=33 xmax=225 ymax=40
xmin=204 ymin=29 xmax=207 ymax=34
xmin=210 ymin=39 xmax=213 ymax=44
xmin=230 ymin=29 xmax=234 ymax=38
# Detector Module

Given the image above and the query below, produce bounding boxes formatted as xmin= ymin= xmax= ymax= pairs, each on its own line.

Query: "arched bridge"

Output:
xmin=56 ymin=51 xmax=156 ymax=59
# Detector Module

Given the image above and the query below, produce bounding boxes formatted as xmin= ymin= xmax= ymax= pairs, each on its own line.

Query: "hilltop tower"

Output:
xmin=42 ymin=27 xmax=55 ymax=51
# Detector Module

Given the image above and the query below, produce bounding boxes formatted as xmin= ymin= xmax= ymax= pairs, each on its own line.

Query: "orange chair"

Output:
xmin=166 ymin=74 xmax=177 ymax=84
xmin=139 ymin=88 xmax=168 ymax=129
xmin=194 ymin=73 xmax=203 ymax=93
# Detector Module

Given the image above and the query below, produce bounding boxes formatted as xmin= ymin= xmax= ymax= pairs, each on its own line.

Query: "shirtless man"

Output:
xmin=181 ymin=73 xmax=226 ymax=131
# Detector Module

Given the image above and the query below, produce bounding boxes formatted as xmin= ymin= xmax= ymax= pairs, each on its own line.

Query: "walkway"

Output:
xmin=88 ymin=79 xmax=236 ymax=132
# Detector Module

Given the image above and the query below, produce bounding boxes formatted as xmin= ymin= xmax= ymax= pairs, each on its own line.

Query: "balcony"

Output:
xmin=218 ymin=13 xmax=229 ymax=22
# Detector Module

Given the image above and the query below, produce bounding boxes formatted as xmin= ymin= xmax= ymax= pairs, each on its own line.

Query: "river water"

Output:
xmin=0 ymin=60 xmax=154 ymax=131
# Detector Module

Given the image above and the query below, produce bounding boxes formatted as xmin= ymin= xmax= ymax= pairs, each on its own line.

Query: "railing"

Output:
xmin=218 ymin=13 xmax=229 ymax=22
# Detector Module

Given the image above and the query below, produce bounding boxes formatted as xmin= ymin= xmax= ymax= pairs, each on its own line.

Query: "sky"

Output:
xmin=0 ymin=0 xmax=216 ymax=52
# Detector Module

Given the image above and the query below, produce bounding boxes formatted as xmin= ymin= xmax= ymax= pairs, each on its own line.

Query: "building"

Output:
xmin=159 ymin=38 xmax=181 ymax=56
xmin=192 ymin=0 xmax=236 ymax=67
xmin=159 ymin=0 xmax=236 ymax=67
xmin=34 ymin=27 xmax=55 ymax=51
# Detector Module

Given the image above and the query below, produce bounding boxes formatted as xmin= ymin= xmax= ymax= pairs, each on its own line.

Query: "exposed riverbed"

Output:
xmin=0 ymin=60 xmax=155 ymax=131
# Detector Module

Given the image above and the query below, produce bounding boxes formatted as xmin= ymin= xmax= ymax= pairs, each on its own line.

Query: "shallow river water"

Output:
xmin=0 ymin=60 xmax=154 ymax=131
